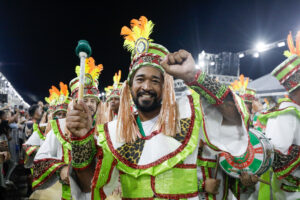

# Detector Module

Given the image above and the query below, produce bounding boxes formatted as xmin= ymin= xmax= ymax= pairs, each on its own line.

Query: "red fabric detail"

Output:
xmin=70 ymin=79 xmax=79 ymax=87
xmin=70 ymin=127 xmax=95 ymax=141
xmin=130 ymin=53 xmax=161 ymax=69
xmin=99 ymin=188 xmax=106 ymax=200
xmin=106 ymin=160 xmax=118 ymax=184
xmin=91 ymin=149 xmax=103 ymax=190
xmin=174 ymin=163 xmax=197 ymax=168
xmin=274 ymin=145 xmax=300 ymax=179
xmin=280 ymin=63 xmax=300 ymax=83
xmin=32 ymin=158 xmax=65 ymax=189
xmin=200 ymin=166 xmax=209 ymax=199
xmin=199 ymin=98 xmax=221 ymax=152
xmin=37 ymin=125 xmax=46 ymax=137
xmin=56 ymin=119 xmax=71 ymax=143
xmin=231 ymin=90 xmax=248 ymax=130
xmin=91 ymin=149 xmax=116 ymax=200
xmin=104 ymin=95 xmax=196 ymax=169
xmin=197 ymin=155 xmax=217 ymax=163
xmin=123 ymin=198 xmax=154 ymax=200
xmin=150 ymin=175 xmax=198 ymax=199
xmin=25 ymin=145 xmax=38 ymax=156
xmin=149 ymin=46 xmax=168 ymax=56
xmin=138 ymin=130 xmax=161 ymax=140
xmin=186 ymin=70 xmax=230 ymax=106
xmin=70 ymin=86 xmax=100 ymax=97
xmin=274 ymin=56 xmax=298 ymax=77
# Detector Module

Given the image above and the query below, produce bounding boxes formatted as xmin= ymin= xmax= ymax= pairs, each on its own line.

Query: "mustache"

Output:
xmin=137 ymin=90 xmax=157 ymax=98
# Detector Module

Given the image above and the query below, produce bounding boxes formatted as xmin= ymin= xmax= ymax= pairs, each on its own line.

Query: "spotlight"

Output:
xmin=199 ymin=61 xmax=205 ymax=68
xmin=239 ymin=53 xmax=245 ymax=58
xmin=277 ymin=42 xmax=285 ymax=47
xmin=253 ymin=52 xmax=260 ymax=58
xmin=255 ymin=42 xmax=267 ymax=52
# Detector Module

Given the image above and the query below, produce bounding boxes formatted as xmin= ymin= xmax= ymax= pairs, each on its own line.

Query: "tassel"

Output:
xmin=157 ymin=73 xmax=178 ymax=137
xmin=95 ymin=101 xmax=114 ymax=125
xmin=116 ymin=81 xmax=139 ymax=143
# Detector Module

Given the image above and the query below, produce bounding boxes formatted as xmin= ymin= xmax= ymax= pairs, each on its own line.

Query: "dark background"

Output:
xmin=0 ymin=0 xmax=299 ymax=104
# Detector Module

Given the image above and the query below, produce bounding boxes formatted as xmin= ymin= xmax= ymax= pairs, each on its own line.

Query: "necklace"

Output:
xmin=136 ymin=116 xmax=158 ymax=137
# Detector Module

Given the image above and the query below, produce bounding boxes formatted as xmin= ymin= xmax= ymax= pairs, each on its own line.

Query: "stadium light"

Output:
xmin=253 ymin=52 xmax=260 ymax=58
xmin=239 ymin=53 xmax=245 ymax=58
xmin=277 ymin=41 xmax=285 ymax=47
xmin=199 ymin=61 xmax=205 ymax=68
xmin=255 ymin=42 xmax=267 ymax=52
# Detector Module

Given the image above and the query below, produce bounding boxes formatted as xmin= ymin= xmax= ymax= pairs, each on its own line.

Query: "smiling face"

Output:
xmin=83 ymin=96 xmax=98 ymax=116
xmin=130 ymin=66 xmax=163 ymax=112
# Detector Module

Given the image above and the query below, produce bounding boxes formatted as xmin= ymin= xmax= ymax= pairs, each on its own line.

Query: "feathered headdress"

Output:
xmin=118 ymin=16 xmax=177 ymax=143
xmin=121 ymin=16 xmax=154 ymax=53
xmin=284 ymin=31 xmax=300 ymax=58
xmin=230 ymin=74 xmax=249 ymax=95
xmin=75 ymin=57 xmax=103 ymax=81
xmin=231 ymin=75 xmax=256 ymax=102
xmin=272 ymin=31 xmax=300 ymax=93
xmin=70 ymin=57 xmax=103 ymax=100
xmin=104 ymin=70 xmax=123 ymax=101
xmin=45 ymin=82 xmax=70 ymax=113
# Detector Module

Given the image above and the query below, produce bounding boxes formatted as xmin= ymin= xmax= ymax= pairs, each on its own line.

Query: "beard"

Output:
xmin=133 ymin=90 xmax=161 ymax=112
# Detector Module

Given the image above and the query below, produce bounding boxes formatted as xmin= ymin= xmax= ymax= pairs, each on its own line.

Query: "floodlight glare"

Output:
xmin=253 ymin=52 xmax=260 ymax=58
xmin=199 ymin=61 xmax=205 ymax=68
xmin=239 ymin=53 xmax=245 ymax=58
xmin=255 ymin=42 xmax=267 ymax=52
xmin=277 ymin=42 xmax=285 ymax=47
xmin=210 ymin=62 xmax=215 ymax=66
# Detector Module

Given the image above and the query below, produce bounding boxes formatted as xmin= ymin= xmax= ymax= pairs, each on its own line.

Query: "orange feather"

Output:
xmin=139 ymin=16 xmax=148 ymax=31
xmin=130 ymin=19 xmax=140 ymax=28
xmin=296 ymin=31 xmax=300 ymax=56
xmin=121 ymin=26 xmax=135 ymax=42
xmin=287 ymin=32 xmax=296 ymax=54
xmin=59 ymin=82 xmax=68 ymax=96
xmin=51 ymin=86 xmax=60 ymax=95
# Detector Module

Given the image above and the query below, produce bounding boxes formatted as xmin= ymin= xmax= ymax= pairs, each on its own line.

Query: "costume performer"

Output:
xmin=103 ymin=70 xmax=123 ymax=122
xmin=23 ymin=83 xmax=67 ymax=168
xmin=257 ymin=31 xmax=300 ymax=200
xmin=32 ymin=82 xmax=72 ymax=200
xmin=67 ymin=16 xmax=250 ymax=200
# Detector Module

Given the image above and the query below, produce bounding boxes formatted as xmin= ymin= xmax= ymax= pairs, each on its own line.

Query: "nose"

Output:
xmin=141 ymin=80 xmax=152 ymax=91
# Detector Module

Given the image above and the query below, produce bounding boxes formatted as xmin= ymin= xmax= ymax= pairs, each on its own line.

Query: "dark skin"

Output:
xmin=160 ymin=49 xmax=241 ymax=125
xmin=66 ymin=96 xmax=98 ymax=192
xmin=66 ymin=49 xmax=247 ymax=192
xmin=130 ymin=66 xmax=163 ymax=121
xmin=110 ymin=97 xmax=120 ymax=114
xmin=289 ymin=87 xmax=300 ymax=105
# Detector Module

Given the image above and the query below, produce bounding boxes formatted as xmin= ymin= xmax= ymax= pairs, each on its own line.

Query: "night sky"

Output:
xmin=0 ymin=0 xmax=299 ymax=104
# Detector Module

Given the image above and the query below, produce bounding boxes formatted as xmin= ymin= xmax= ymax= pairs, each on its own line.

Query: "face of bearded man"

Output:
xmin=131 ymin=66 xmax=163 ymax=112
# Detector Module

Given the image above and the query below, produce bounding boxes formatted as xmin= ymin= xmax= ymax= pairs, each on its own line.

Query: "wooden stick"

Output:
xmin=228 ymin=168 xmax=270 ymax=185
xmin=214 ymin=155 xmax=220 ymax=179
xmin=257 ymin=178 xmax=271 ymax=185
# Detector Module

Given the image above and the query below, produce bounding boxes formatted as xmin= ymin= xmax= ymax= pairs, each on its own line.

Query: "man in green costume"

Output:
xmin=67 ymin=16 xmax=251 ymax=200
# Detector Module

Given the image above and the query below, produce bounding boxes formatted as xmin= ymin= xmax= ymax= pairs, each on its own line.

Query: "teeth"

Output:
xmin=142 ymin=95 xmax=151 ymax=98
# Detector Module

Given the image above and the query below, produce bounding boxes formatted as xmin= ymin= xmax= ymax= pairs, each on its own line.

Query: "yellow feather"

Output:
xmin=121 ymin=16 xmax=155 ymax=53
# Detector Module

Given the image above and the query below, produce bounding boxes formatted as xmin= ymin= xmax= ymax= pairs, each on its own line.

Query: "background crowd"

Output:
xmin=0 ymin=101 xmax=49 ymax=199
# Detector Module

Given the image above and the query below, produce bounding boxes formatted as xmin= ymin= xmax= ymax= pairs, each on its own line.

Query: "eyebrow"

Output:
xmin=135 ymin=74 xmax=161 ymax=80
